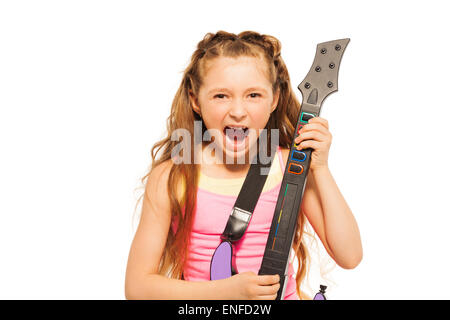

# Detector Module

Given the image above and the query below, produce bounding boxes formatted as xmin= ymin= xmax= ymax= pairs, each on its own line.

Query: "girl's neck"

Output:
xmin=199 ymin=142 xmax=251 ymax=179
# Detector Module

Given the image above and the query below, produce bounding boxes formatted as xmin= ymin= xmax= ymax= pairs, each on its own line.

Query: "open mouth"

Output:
xmin=223 ymin=126 xmax=250 ymax=146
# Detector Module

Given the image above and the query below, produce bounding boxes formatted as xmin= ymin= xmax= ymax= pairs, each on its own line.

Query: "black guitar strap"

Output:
xmin=209 ymin=139 xmax=277 ymax=280
xmin=220 ymin=139 xmax=276 ymax=243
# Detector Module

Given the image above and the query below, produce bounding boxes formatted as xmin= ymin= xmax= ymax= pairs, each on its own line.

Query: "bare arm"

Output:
xmin=281 ymin=148 xmax=363 ymax=269
xmin=124 ymin=160 xmax=225 ymax=299
xmin=303 ymin=166 xmax=363 ymax=269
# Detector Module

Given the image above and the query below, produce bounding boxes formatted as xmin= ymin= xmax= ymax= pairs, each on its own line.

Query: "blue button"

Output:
xmin=291 ymin=150 xmax=306 ymax=162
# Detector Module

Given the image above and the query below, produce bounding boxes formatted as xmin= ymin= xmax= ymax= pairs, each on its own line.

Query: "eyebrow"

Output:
xmin=207 ymin=87 xmax=268 ymax=95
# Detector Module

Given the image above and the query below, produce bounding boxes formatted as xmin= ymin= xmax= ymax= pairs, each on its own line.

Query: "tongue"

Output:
xmin=225 ymin=128 xmax=246 ymax=141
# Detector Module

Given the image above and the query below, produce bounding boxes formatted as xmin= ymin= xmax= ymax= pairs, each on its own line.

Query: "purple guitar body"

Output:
xmin=210 ymin=241 xmax=235 ymax=280
xmin=313 ymin=285 xmax=327 ymax=300
xmin=210 ymin=240 xmax=327 ymax=300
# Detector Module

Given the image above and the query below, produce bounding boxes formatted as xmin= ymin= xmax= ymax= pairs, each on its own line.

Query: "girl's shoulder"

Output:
xmin=146 ymin=159 xmax=185 ymax=210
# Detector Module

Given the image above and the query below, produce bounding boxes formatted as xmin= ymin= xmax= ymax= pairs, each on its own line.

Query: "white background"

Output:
xmin=1 ymin=0 xmax=449 ymax=299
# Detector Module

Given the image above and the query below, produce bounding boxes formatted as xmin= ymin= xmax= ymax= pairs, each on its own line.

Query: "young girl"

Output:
xmin=125 ymin=31 xmax=363 ymax=300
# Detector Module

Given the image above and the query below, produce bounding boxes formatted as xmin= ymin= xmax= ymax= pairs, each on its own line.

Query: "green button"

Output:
xmin=300 ymin=112 xmax=315 ymax=123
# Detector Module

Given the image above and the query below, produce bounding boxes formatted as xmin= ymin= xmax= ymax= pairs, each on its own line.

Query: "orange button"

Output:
xmin=288 ymin=163 xmax=304 ymax=175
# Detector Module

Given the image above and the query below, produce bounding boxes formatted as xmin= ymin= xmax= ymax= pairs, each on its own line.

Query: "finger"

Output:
xmin=256 ymin=294 xmax=278 ymax=300
xmin=299 ymin=123 xmax=330 ymax=136
xmin=255 ymin=282 xmax=280 ymax=296
xmin=257 ymin=274 xmax=280 ymax=285
xmin=295 ymin=130 xmax=328 ymax=143
xmin=296 ymin=140 xmax=321 ymax=151
xmin=308 ymin=116 xmax=329 ymax=129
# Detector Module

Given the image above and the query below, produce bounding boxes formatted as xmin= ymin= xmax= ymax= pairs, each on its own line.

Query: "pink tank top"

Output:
xmin=175 ymin=145 xmax=299 ymax=300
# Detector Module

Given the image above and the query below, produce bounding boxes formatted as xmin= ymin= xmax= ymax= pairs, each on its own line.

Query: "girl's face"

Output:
xmin=190 ymin=55 xmax=279 ymax=162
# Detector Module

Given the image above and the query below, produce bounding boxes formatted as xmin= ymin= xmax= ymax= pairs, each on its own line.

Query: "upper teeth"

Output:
xmin=226 ymin=126 xmax=247 ymax=130
xmin=224 ymin=126 xmax=249 ymax=139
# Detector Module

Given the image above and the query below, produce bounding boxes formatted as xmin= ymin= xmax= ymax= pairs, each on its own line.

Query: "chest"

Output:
xmin=191 ymin=187 xmax=281 ymax=235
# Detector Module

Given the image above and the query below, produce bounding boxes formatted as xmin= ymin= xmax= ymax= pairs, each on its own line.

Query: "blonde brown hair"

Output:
xmin=136 ymin=30 xmax=310 ymax=298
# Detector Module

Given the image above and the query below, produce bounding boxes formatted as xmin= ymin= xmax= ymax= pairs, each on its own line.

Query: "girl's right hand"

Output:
xmin=225 ymin=271 xmax=281 ymax=300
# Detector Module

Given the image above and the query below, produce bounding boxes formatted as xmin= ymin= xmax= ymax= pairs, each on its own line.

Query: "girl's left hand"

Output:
xmin=294 ymin=117 xmax=332 ymax=171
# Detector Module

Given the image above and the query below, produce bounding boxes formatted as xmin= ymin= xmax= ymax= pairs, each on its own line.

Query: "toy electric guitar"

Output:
xmin=210 ymin=38 xmax=350 ymax=300
xmin=258 ymin=38 xmax=350 ymax=299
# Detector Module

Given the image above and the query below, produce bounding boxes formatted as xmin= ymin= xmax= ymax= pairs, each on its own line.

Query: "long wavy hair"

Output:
xmin=135 ymin=30 xmax=311 ymax=298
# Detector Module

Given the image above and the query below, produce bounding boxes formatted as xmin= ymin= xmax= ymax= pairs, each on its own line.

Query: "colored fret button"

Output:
xmin=300 ymin=112 xmax=315 ymax=123
xmin=288 ymin=163 xmax=304 ymax=174
xmin=291 ymin=150 xmax=306 ymax=162
xmin=297 ymin=125 xmax=303 ymax=134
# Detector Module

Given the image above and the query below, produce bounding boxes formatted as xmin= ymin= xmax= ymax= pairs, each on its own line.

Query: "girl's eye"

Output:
xmin=214 ymin=93 xmax=261 ymax=99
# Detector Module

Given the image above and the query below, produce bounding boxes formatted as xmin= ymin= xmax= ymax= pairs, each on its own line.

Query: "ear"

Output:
xmin=270 ymin=87 xmax=280 ymax=113
xmin=188 ymin=90 xmax=202 ymax=116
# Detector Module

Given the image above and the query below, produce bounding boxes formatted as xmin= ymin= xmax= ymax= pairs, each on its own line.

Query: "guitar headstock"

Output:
xmin=298 ymin=38 xmax=350 ymax=107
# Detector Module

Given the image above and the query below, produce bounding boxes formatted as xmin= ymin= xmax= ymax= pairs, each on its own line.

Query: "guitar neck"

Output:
xmin=258 ymin=38 xmax=350 ymax=300
xmin=258 ymin=105 xmax=318 ymax=300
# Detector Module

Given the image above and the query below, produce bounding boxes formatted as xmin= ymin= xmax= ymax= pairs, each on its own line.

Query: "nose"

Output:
xmin=228 ymin=98 xmax=247 ymax=121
